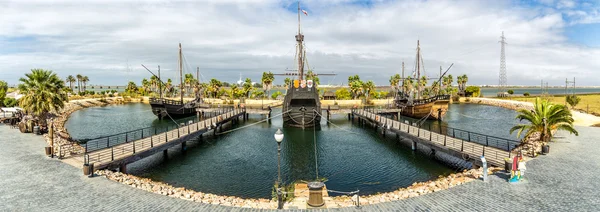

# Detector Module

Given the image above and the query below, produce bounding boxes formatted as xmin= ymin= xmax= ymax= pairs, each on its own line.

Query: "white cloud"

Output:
xmin=0 ymin=0 xmax=599 ymax=86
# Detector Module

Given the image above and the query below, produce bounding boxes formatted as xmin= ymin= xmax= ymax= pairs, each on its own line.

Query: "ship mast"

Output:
xmin=416 ymin=40 xmax=421 ymax=99
xmin=296 ymin=1 xmax=305 ymax=81
xmin=179 ymin=43 xmax=184 ymax=103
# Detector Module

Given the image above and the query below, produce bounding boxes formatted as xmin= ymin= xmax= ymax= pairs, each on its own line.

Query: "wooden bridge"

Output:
xmin=83 ymin=107 xmax=246 ymax=173
xmin=351 ymin=108 xmax=520 ymax=167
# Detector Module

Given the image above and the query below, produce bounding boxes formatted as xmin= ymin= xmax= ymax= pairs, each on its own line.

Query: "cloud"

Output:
xmin=0 ymin=0 xmax=599 ymax=87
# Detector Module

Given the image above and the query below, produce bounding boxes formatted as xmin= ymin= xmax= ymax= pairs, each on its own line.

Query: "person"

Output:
xmin=518 ymin=160 xmax=527 ymax=177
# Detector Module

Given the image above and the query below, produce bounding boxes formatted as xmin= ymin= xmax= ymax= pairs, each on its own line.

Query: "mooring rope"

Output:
xmin=313 ymin=110 xmax=362 ymax=136
xmin=214 ymin=110 xmax=291 ymax=135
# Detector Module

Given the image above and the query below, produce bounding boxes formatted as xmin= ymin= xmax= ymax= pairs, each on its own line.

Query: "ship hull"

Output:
xmin=282 ymin=86 xmax=321 ymax=128
xmin=150 ymin=98 xmax=196 ymax=119
xmin=396 ymin=95 xmax=450 ymax=120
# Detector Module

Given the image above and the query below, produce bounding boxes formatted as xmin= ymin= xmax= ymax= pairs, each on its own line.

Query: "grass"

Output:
xmin=497 ymin=94 xmax=600 ymax=116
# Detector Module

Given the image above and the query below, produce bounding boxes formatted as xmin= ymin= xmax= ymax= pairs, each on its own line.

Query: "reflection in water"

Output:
xmin=65 ymin=103 xmax=520 ymax=198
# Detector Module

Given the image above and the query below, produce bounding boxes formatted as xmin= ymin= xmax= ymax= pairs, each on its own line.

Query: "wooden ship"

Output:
xmin=395 ymin=40 xmax=451 ymax=120
xmin=148 ymin=43 xmax=204 ymax=119
xmin=277 ymin=2 xmax=334 ymax=128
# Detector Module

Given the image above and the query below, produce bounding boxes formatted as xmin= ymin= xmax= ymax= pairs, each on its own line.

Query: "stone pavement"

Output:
xmin=1 ymin=124 xmax=600 ymax=211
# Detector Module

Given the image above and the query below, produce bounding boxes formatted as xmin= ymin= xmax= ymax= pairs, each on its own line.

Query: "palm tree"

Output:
xmin=403 ymin=76 xmax=414 ymax=98
xmin=305 ymin=70 xmax=320 ymax=85
xmin=76 ymin=74 xmax=83 ymax=93
xmin=349 ymin=80 xmax=363 ymax=99
xmin=510 ymin=98 xmax=578 ymax=155
xmin=389 ymin=74 xmax=401 ymax=98
xmin=165 ymin=79 xmax=173 ymax=97
xmin=431 ymin=81 xmax=440 ymax=95
xmin=209 ymin=79 xmax=223 ymax=98
xmin=149 ymin=75 xmax=158 ymax=93
xmin=18 ymin=69 xmax=67 ymax=125
xmin=445 ymin=74 xmax=454 ymax=95
xmin=66 ymin=75 xmax=76 ymax=93
xmin=363 ymin=80 xmax=375 ymax=100
xmin=284 ymin=78 xmax=291 ymax=89
xmin=125 ymin=81 xmax=138 ymax=94
xmin=243 ymin=78 xmax=253 ymax=98
xmin=141 ymin=78 xmax=150 ymax=96
xmin=82 ymin=76 xmax=89 ymax=92
xmin=184 ymin=73 xmax=195 ymax=97
xmin=261 ymin=72 xmax=274 ymax=98
xmin=418 ymin=76 xmax=428 ymax=98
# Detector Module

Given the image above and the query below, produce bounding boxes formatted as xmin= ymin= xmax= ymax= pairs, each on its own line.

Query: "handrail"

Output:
xmin=82 ymin=106 xmax=240 ymax=153
xmin=351 ymin=108 xmax=520 ymax=152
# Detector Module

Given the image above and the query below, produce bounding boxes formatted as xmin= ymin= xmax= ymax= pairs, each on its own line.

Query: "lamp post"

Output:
xmin=274 ymin=129 xmax=284 ymax=209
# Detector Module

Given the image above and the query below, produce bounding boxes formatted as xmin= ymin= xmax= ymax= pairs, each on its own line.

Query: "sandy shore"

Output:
xmin=463 ymin=97 xmax=600 ymax=127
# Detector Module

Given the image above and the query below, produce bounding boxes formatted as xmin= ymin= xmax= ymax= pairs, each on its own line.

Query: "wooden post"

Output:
xmin=120 ymin=164 xmax=127 ymax=174
xmin=49 ymin=119 xmax=54 ymax=156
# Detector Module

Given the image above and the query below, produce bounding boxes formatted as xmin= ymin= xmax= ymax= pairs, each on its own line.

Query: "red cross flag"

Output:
xmin=302 ymin=9 xmax=308 ymax=16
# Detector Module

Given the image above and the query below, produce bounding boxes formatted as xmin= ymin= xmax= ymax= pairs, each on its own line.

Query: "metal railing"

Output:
xmin=82 ymin=106 xmax=241 ymax=153
xmin=351 ymin=108 xmax=521 ymax=165
xmin=85 ymin=108 xmax=246 ymax=165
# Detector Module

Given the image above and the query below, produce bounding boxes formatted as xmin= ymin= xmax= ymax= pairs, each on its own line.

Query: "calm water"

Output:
xmin=66 ymin=103 xmax=520 ymax=198
xmin=480 ymin=87 xmax=600 ymax=97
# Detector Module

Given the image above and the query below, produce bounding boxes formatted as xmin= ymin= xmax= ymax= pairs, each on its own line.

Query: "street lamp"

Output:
xmin=274 ymin=129 xmax=284 ymax=209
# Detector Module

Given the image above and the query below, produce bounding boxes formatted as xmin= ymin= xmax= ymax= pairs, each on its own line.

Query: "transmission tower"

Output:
xmin=498 ymin=31 xmax=508 ymax=97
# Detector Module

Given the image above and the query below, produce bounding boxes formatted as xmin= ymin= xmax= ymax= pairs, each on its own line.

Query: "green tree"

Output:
xmin=208 ymin=79 xmax=223 ymax=98
xmin=82 ymin=76 xmax=89 ymax=92
xmin=305 ymin=70 xmax=320 ymax=85
xmin=566 ymin=95 xmax=581 ymax=108
xmin=125 ymin=81 xmax=138 ymax=95
xmin=283 ymin=78 xmax=292 ymax=89
xmin=335 ymin=88 xmax=352 ymax=100
xmin=76 ymin=74 xmax=83 ymax=93
xmin=0 ymin=80 xmax=7 ymax=105
xmin=18 ymin=69 xmax=68 ymax=124
xmin=261 ymin=72 xmax=274 ymax=98
xmin=523 ymin=92 xmax=530 ymax=96
xmin=66 ymin=75 xmax=76 ymax=93
xmin=348 ymin=75 xmax=360 ymax=85
xmin=431 ymin=81 xmax=440 ymax=95
xmin=510 ymin=98 xmax=578 ymax=154
xmin=389 ymin=74 xmax=401 ymax=98
xmin=465 ymin=86 xmax=481 ymax=97
xmin=403 ymin=76 xmax=414 ymax=97
xmin=507 ymin=89 xmax=514 ymax=95
xmin=271 ymin=91 xmax=283 ymax=100
xmin=349 ymin=80 xmax=363 ymax=99
xmin=363 ymin=80 xmax=375 ymax=100
xmin=3 ymin=97 xmax=17 ymax=107
xmin=457 ymin=74 xmax=468 ymax=93
xmin=243 ymin=78 xmax=253 ymax=98
xmin=418 ymin=76 xmax=428 ymax=98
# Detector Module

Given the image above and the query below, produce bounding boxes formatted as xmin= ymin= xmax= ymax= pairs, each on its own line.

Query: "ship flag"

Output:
xmin=302 ymin=9 xmax=308 ymax=16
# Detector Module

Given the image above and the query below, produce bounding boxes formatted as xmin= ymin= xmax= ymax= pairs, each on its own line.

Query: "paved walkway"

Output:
xmin=1 ymin=124 xmax=599 ymax=211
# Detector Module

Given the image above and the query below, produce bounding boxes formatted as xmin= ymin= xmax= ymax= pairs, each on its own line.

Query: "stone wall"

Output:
xmin=462 ymin=97 xmax=533 ymax=111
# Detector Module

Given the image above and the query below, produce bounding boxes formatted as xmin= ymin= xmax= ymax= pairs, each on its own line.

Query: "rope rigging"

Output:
xmin=214 ymin=110 xmax=291 ymax=135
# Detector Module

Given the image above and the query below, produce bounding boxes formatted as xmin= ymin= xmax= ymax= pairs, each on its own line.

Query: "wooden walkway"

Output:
xmin=352 ymin=109 xmax=520 ymax=167
xmin=84 ymin=108 xmax=246 ymax=172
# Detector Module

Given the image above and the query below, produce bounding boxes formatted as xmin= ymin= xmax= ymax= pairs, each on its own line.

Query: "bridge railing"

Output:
xmin=82 ymin=106 xmax=242 ymax=153
xmin=351 ymin=108 xmax=521 ymax=152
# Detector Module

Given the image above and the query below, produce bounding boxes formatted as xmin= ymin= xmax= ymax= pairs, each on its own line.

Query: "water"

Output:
xmin=66 ymin=103 xmax=520 ymax=198
xmin=480 ymin=87 xmax=600 ymax=97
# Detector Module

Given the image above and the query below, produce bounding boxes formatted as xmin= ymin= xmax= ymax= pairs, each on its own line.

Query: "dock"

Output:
xmin=351 ymin=108 xmax=520 ymax=167
xmin=84 ymin=108 xmax=246 ymax=172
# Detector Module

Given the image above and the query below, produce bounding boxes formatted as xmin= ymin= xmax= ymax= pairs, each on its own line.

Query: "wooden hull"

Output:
xmin=399 ymin=99 xmax=449 ymax=120
xmin=150 ymin=98 xmax=196 ymax=119
xmin=282 ymin=86 xmax=321 ymax=128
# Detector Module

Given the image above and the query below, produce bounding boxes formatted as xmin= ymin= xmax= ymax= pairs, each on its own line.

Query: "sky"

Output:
xmin=1 ymin=0 xmax=599 ymax=86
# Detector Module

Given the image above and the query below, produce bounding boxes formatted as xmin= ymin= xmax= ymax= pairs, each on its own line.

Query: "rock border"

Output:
xmin=95 ymin=167 xmax=501 ymax=209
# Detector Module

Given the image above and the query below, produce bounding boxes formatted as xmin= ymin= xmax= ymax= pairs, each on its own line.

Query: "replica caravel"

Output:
xmin=148 ymin=43 xmax=204 ymax=119
xmin=277 ymin=2 xmax=335 ymax=128
xmin=395 ymin=41 xmax=453 ymax=120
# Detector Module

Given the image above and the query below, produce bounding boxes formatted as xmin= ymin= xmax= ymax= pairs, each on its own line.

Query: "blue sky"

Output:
xmin=1 ymin=0 xmax=599 ymax=86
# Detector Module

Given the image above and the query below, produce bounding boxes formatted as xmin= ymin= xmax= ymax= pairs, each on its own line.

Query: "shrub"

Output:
xmin=507 ymin=89 xmax=514 ymax=95
xmin=334 ymin=89 xmax=352 ymax=100
xmin=523 ymin=92 xmax=530 ymax=96
xmin=566 ymin=95 xmax=581 ymax=108
xmin=3 ymin=97 xmax=17 ymax=107
xmin=465 ymin=86 xmax=481 ymax=97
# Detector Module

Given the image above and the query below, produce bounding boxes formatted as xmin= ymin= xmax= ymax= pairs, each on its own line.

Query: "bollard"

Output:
xmin=481 ymin=156 xmax=488 ymax=182
xmin=412 ymin=141 xmax=416 ymax=151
